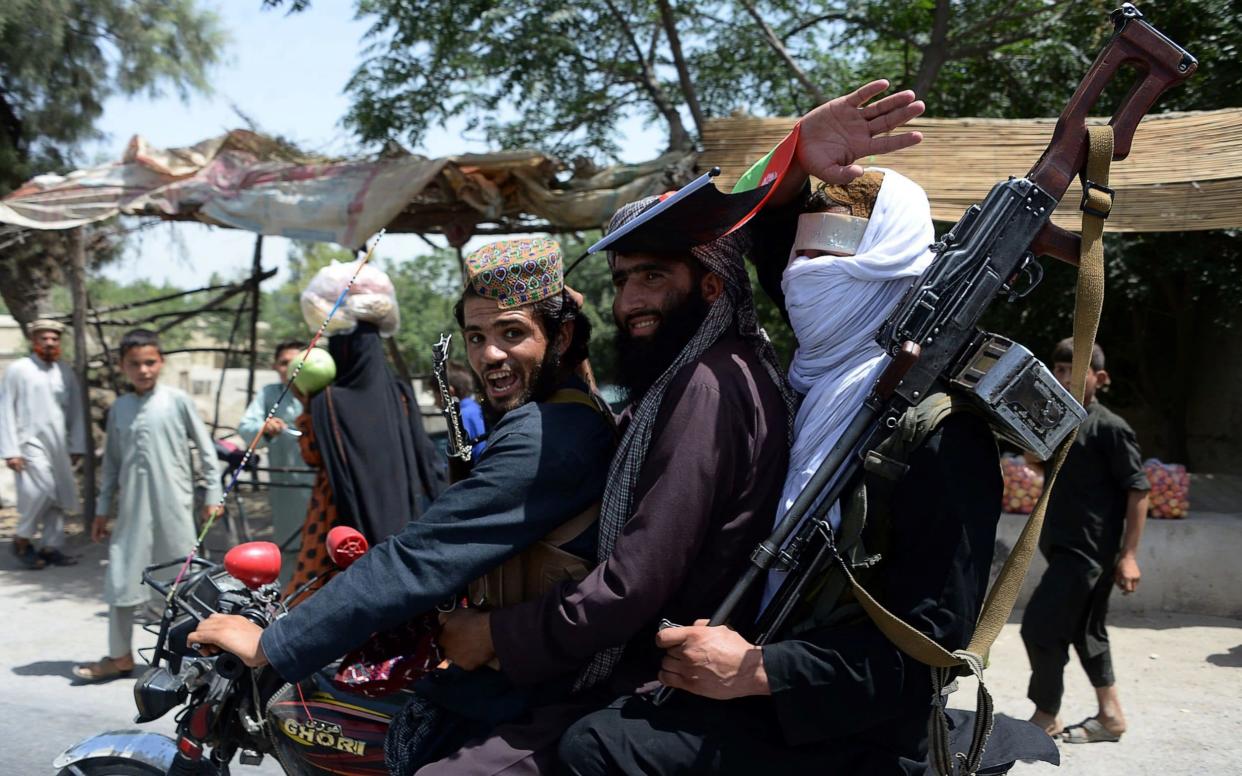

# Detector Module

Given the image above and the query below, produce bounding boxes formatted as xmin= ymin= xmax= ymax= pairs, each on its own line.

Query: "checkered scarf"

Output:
xmin=574 ymin=197 xmax=796 ymax=691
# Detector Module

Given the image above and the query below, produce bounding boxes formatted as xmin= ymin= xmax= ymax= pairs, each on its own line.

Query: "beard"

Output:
xmin=34 ymin=343 xmax=61 ymax=363
xmin=480 ymin=345 xmax=563 ymax=426
xmin=614 ymin=293 xmax=711 ymax=404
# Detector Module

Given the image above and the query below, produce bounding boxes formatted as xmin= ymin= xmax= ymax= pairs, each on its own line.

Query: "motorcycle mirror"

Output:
xmin=326 ymin=526 xmax=368 ymax=569
xmin=224 ymin=542 xmax=282 ymax=589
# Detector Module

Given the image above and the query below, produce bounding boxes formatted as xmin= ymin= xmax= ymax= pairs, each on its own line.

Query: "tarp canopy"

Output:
xmin=0 ymin=130 xmax=693 ymax=249
xmin=700 ymin=108 xmax=1242 ymax=232
xmin=3 ymin=109 xmax=1238 ymax=248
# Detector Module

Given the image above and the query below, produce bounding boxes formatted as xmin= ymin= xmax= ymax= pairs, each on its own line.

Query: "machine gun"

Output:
xmin=666 ymin=5 xmax=1197 ymax=735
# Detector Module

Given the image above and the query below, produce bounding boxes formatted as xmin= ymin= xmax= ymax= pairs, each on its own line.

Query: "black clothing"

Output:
xmin=1022 ymin=549 xmax=1116 ymax=714
xmin=1039 ymin=400 xmax=1149 ymax=563
xmin=263 ymin=382 xmax=614 ymax=683
xmin=310 ymin=323 xmax=444 ymax=544
xmin=559 ymin=412 xmax=1010 ymax=774
xmin=558 ymin=696 xmax=1056 ymax=776
xmin=1022 ymin=399 xmax=1147 ymax=712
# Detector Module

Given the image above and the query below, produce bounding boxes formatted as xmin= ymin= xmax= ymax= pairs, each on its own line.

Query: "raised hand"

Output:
xmin=795 ymin=79 xmax=925 ymax=184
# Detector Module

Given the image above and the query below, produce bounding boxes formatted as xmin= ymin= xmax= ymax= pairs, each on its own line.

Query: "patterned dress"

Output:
xmin=283 ymin=410 xmax=340 ymax=602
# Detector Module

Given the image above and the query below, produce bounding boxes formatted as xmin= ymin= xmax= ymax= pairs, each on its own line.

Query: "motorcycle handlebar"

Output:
xmin=142 ymin=556 xmax=218 ymax=598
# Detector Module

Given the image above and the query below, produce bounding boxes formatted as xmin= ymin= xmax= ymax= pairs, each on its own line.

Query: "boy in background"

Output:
xmin=73 ymin=329 xmax=221 ymax=682
xmin=238 ymin=340 xmax=313 ymax=583
xmin=1022 ymin=338 xmax=1150 ymax=743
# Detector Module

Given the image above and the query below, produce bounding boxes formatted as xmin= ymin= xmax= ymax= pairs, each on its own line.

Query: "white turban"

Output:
xmin=766 ymin=168 xmax=935 ymax=602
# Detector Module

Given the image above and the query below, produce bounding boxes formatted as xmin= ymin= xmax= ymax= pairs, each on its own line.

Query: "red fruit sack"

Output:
xmin=1001 ymin=455 xmax=1045 ymax=515
xmin=1144 ymin=458 xmax=1191 ymax=518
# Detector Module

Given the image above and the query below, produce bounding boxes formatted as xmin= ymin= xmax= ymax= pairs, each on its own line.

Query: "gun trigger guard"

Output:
xmin=1080 ymin=180 xmax=1115 ymax=219
xmin=1006 ymin=256 xmax=1044 ymax=302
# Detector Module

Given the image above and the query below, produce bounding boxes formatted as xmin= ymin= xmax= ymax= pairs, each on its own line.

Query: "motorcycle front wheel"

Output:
xmin=57 ymin=758 xmax=165 ymax=776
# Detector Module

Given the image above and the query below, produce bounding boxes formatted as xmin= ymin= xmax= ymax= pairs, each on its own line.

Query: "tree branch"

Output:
xmin=737 ymin=0 xmax=828 ymax=104
xmin=913 ymin=0 xmax=953 ymax=96
xmin=954 ymin=0 xmax=1075 ymax=43
xmin=657 ymin=0 xmax=706 ymax=137
xmin=601 ymin=0 xmax=691 ymax=151
xmin=781 ymin=11 xmax=871 ymax=43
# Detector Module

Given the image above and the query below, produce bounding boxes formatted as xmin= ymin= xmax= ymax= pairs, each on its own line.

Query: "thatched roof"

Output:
xmin=701 ymin=109 xmax=1242 ymax=232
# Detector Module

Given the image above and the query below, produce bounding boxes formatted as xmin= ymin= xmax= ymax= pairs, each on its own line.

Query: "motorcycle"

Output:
xmin=53 ymin=530 xmax=416 ymax=776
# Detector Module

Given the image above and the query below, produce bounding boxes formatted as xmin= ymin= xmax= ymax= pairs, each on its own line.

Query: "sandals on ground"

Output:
xmin=72 ymin=656 xmax=135 ymax=683
xmin=1060 ymin=717 xmax=1122 ymax=744
xmin=12 ymin=542 xmax=46 ymax=570
xmin=38 ymin=548 xmax=78 ymax=566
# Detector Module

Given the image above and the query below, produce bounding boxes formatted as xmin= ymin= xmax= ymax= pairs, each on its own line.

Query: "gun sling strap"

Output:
xmin=830 ymin=125 xmax=1113 ymax=776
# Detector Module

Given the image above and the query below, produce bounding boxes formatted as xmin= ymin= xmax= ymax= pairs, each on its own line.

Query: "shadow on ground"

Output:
xmin=10 ymin=659 xmax=139 ymax=687
xmin=1206 ymin=644 xmax=1242 ymax=667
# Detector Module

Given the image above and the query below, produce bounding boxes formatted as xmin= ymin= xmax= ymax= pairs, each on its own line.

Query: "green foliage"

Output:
xmin=386 ymin=247 xmax=461 ymax=375
xmin=334 ymin=0 xmax=1143 ymax=162
xmin=0 ymin=0 xmax=225 ymax=192
xmin=0 ymin=0 xmax=225 ymax=326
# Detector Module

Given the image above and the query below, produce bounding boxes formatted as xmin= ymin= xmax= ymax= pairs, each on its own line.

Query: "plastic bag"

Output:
xmin=1001 ymin=454 xmax=1045 ymax=514
xmin=300 ymin=260 xmax=400 ymax=337
xmin=1144 ymin=458 xmax=1190 ymax=518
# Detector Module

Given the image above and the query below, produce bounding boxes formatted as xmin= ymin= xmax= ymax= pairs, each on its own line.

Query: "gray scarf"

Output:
xmin=575 ymin=197 xmax=797 ymax=691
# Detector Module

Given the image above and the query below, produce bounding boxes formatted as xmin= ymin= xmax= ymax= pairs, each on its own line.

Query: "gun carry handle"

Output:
xmin=1028 ymin=4 xmax=1197 ymax=199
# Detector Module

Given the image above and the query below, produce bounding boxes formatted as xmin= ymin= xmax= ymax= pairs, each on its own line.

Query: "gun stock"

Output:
xmin=1028 ymin=4 xmax=1197 ymax=200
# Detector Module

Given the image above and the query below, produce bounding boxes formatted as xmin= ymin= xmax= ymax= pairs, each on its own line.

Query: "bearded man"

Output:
xmin=186 ymin=239 xmax=615 ymax=748
xmin=420 ymin=79 xmax=928 ymax=776
xmin=558 ymin=85 xmax=1058 ymax=774
xmin=0 ymin=318 xmax=86 ymax=569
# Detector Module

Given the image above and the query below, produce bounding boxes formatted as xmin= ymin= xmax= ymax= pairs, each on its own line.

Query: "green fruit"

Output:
xmin=291 ymin=347 xmax=336 ymax=394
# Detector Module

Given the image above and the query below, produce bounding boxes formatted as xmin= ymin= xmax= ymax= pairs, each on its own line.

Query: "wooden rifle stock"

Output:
xmin=1029 ymin=4 xmax=1197 ymax=266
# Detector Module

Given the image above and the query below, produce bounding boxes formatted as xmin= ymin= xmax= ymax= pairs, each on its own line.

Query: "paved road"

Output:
xmin=3 ymin=521 xmax=1240 ymax=775
xmin=950 ymin=610 xmax=1241 ymax=775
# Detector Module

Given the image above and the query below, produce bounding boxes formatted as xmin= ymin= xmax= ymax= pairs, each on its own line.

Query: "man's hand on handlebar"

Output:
xmin=185 ymin=614 xmax=269 ymax=668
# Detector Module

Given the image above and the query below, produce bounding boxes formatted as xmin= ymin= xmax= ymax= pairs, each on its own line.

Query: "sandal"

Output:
xmin=38 ymin=548 xmax=78 ymax=566
xmin=12 ymin=542 xmax=46 ymax=570
xmin=1060 ymin=717 xmax=1122 ymax=744
xmin=72 ymin=656 xmax=134 ymax=683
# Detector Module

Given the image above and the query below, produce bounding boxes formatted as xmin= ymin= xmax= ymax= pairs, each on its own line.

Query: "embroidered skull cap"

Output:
xmin=464 ymin=237 xmax=564 ymax=309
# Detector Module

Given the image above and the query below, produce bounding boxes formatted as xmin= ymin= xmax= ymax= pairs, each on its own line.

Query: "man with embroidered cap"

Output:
xmin=407 ymin=79 xmax=923 ymax=776
xmin=0 ymin=317 xmax=86 ymax=569
xmin=185 ymin=236 xmax=616 ymax=770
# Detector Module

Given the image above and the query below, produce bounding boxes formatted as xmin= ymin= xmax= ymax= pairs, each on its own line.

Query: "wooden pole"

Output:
xmin=245 ymin=235 xmax=263 ymax=407
xmin=69 ymin=229 xmax=96 ymax=528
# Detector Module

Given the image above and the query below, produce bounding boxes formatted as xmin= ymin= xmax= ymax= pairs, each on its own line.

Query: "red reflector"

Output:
xmin=189 ymin=704 xmax=212 ymax=739
xmin=177 ymin=736 xmax=202 ymax=759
